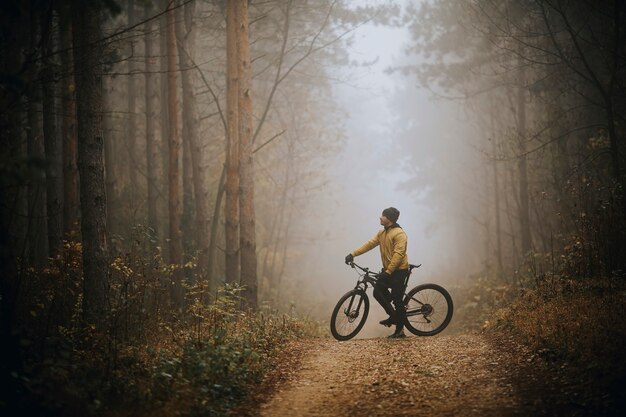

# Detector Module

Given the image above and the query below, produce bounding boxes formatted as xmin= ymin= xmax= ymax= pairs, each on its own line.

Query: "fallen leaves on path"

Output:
xmin=249 ymin=333 xmax=619 ymax=417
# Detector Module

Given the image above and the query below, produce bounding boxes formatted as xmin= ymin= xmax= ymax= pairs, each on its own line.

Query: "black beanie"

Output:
xmin=382 ymin=207 xmax=400 ymax=223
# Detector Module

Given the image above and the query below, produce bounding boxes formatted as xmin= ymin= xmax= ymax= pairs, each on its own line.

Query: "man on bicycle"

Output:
xmin=345 ymin=207 xmax=409 ymax=338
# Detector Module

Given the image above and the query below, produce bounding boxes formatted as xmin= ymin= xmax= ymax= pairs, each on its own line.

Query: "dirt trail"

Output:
xmin=257 ymin=333 xmax=598 ymax=417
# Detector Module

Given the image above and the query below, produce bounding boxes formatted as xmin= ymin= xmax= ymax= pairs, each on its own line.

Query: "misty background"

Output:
xmin=4 ymin=0 xmax=624 ymax=339
xmin=3 ymin=0 xmax=626 ymax=413
xmin=288 ymin=1 xmax=478 ymax=328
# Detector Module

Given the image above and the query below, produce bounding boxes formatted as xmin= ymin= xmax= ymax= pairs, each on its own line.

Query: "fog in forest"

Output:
xmin=98 ymin=0 xmax=484 ymax=322
xmin=5 ymin=0 xmax=624 ymax=323
xmin=290 ymin=3 xmax=475 ymax=321
xmin=3 ymin=0 xmax=626 ymax=414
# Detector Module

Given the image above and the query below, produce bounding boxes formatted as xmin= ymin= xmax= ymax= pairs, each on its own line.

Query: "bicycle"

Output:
xmin=330 ymin=262 xmax=453 ymax=341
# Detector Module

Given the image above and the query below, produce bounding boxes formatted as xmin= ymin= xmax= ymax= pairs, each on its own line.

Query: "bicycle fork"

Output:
xmin=344 ymin=291 xmax=365 ymax=320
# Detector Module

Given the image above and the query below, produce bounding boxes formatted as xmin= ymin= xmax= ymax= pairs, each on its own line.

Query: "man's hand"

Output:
xmin=345 ymin=253 xmax=354 ymax=264
xmin=378 ymin=270 xmax=390 ymax=280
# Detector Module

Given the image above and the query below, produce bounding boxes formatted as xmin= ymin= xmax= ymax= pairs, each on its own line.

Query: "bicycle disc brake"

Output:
xmin=343 ymin=308 xmax=359 ymax=322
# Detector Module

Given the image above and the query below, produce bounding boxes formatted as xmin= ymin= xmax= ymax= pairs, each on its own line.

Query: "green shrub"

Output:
xmin=146 ymin=305 xmax=317 ymax=416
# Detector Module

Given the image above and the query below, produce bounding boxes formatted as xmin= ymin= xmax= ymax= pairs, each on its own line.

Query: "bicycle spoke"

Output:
xmin=339 ymin=315 xmax=357 ymax=333
xmin=339 ymin=317 xmax=356 ymax=334
xmin=330 ymin=290 xmax=369 ymax=340
xmin=405 ymin=286 xmax=452 ymax=334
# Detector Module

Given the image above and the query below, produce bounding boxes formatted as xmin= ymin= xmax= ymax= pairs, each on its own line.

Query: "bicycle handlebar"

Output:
xmin=348 ymin=261 xmax=423 ymax=274
xmin=347 ymin=261 xmax=375 ymax=275
xmin=346 ymin=261 xmax=360 ymax=271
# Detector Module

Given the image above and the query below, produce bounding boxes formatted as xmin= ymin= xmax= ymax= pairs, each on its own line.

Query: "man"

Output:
xmin=345 ymin=207 xmax=409 ymax=338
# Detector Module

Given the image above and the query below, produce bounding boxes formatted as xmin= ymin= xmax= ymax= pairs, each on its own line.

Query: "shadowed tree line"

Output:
xmin=402 ymin=0 xmax=626 ymax=282
xmin=397 ymin=4 xmax=626 ymax=410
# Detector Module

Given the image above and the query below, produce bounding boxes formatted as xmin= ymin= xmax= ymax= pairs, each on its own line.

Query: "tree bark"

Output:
xmin=59 ymin=3 xmax=79 ymax=237
xmin=237 ymin=0 xmax=258 ymax=309
xmin=27 ymin=99 xmax=48 ymax=267
xmin=492 ymin=137 xmax=503 ymax=278
xmin=516 ymin=81 xmax=532 ymax=257
xmin=126 ymin=0 xmax=139 ymax=209
xmin=166 ymin=1 xmax=183 ymax=305
xmin=41 ymin=9 xmax=62 ymax=255
xmin=103 ymin=77 xmax=117 ymax=240
xmin=179 ymin=5 xmax=194 ymax=255
xmin=225 ymin=0 xmax=240 ymax=284
xmin=208 ymin=165 xmax=226 ymax=289
xmin=177 ymin=0 xmax=212 ymax=281
xmin=159 ymin=0 xmax=170 ymax=246
xmin=144 ymin=2 xmax=159 ymax=236
xmin=182 ymin=119 xmax=194 ymax=252
xmin=72 ymin=0 xmax=109 ymax=325
xmin=489 ymin=110 xmax=503 ymax=279
xmin=27 ymin=12 xmax=48 ymax=267
xmin=604 ymin=95 xmax=622 ymax=187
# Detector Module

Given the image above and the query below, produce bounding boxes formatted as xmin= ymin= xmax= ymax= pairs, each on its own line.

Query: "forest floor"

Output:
xmin=234 ymin=331 xmax=623 ymax=417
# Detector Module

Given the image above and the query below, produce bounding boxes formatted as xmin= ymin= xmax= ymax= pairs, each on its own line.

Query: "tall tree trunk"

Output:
xmin=237 ymin=0 xmax=257 ymax=309
xmin=489 ymin=111 xmax=503 ymax=279
xmin=182 ymin=122 xmax=194 ymax=253
xmin=208 ymin=165 xmax=226 ymax=289
xmin=126 ymin=0 xmax=139 ymax=210
xmin=505 ymin=160 xmax=521 ymax=271
xmin=492 ymin=141 xmax=503 ymax=278
xmin=42 ymin=8 xmax=62 ymax=255
xmin=159 ymin=0 xmax=170 ymax=246
xmin=176 ymin=0 xmax=211 ymax=281
xmin=516 ymin=81 xmax=532 ymax=257
xmin=166 ymin=1 xmax=183 ymax=305
xmin=59 ymin=3 xmax=79 ymax=236
xmin=144 ymin=2 xmax=159 ymax=235
xmin=179 ymin=6 xmax=194 ymax=255
xmin=27 ymin=100 xmax=48 ymax=267
xmin=103 ymin=77 xmax=117 ymax=240
xmin=72 ymin=0 xmax=109 ymax=325
xmin=27 ymin=11 xmax=48 ymax=267
xmin=225 ymin=0 xmax=240 ymax=284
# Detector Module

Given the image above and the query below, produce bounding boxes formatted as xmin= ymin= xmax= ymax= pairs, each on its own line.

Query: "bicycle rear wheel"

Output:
xmin=403 ymin=283 xmax=453 ymax=336
xmin=330 ymin=289 xmax=369 ymax=341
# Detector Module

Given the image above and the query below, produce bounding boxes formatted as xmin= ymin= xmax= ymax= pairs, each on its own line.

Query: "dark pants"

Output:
xmin=374 ymin=269 xmax=409 ymax=328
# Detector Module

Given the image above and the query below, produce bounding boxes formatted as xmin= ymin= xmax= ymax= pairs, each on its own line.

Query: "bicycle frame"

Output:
xmin=348 ymin=261 xmax=430 ymax=319
xmin=349 ymin=263 xmax=378 ymax=291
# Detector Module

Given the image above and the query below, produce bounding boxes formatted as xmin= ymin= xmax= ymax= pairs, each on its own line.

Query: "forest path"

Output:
xmin=257 ymin=333 xmax=586 ymax=417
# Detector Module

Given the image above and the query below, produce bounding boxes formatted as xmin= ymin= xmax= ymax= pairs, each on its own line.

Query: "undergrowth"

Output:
xmin=3 ymin=236 xmax=324 ymax=417
xmin=448 ymin=261 xmax=626 ymax=389
xmin=487 ymin=276 xmax=626 ymax=378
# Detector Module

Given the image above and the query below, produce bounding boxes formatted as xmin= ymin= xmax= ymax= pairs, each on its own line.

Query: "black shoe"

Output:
xmin=379 ymin=317 xmax=396 ymax=327
xmin=388 ymin=329 xmax=406 ymax=339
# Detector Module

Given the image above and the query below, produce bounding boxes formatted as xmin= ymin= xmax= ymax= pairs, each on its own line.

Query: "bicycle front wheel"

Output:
xmin=403 ymin=283 xmax=453 ymax=336
xmin=330 ymin=289 xmax=369 ymax=341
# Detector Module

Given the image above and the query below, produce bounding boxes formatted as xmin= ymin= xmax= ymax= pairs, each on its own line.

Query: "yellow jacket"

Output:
xmin=351 ymin=224 xmax=409 ymax=273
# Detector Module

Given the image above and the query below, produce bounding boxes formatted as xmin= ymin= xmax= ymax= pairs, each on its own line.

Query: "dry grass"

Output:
xmin=488 ymin=278 xmax=626 ymax=379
